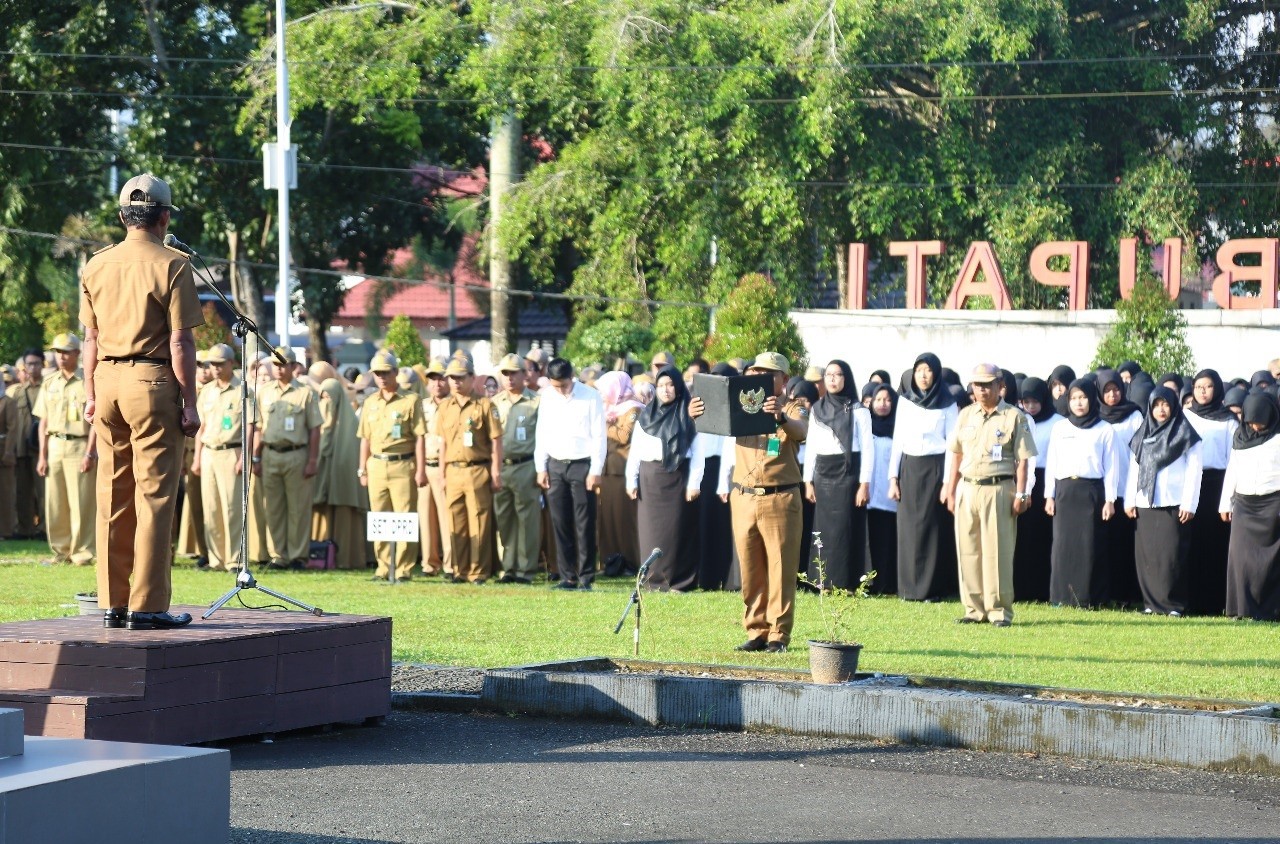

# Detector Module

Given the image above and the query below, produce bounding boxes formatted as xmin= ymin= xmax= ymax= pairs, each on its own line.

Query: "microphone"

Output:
xmin=163 ymin=233 xmax=198 ymax=256
xmin=637 ymin=548 xmax=662 ymax=581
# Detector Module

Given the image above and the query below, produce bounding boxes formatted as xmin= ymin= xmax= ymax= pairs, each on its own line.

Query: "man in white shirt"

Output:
xmin=534 ymin=358 xmax=607 ymax=589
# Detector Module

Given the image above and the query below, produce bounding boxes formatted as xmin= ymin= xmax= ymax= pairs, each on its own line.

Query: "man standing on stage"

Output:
xmin=81 ymin=172 xmax=203 ymax=631
xmin=34 ymin=333 xmax=96 ymax=566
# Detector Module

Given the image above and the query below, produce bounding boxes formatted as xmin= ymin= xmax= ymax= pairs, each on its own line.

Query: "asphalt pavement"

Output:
xmin=224 ymin=710 xmax=1280 ymax=843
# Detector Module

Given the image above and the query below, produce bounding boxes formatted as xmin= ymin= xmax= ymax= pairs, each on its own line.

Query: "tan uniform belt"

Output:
xmin=733 ymin=482 xmax=800 ymax=496
xmin=370 ymin=452 xmax=413 ymax=462
xmin=964 ymin=475 xmax=1013 ymax=486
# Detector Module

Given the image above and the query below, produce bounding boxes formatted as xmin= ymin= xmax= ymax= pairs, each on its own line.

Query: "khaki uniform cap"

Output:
xmin=803 ymin=365 xmax=823 ymax=382
xmin=425 ymin=357 xmax=447 ymax=377
xmin=369 ymin=350 xmax=398 ymax=372
xmin=970 ymin=363 xmax=1001 ymax=384
xmin=496 ymin=353 xmax=523 ymax=372
xmin=650 ymin=351 xmax=675 ymax=368
xmin=205 ymin=343 xmax=236 ymax=364
xmin=445 ymin=359 xmax=473 ymax=377
xmin=273 ymin=345 xmax=297 ymax=364
xmin=524 ymin=348 xmax=549 ymax=365
xmin=748 ymin=352 xmax=790 ymax=375
xmin=49 ymin=333 xmax=82 ymax=352
xmin=119 ymin=173 xmax=180 ymax=211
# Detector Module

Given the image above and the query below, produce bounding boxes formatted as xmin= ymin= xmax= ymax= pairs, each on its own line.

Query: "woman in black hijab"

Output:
xmin=1012 ymin=377 xmax=1060 ymax=602
xmin=1158 ymin=373 xmax=1186 ymax=393
xmin=1221 ymin=392 xmax=1280 ymax=621
xmin=625 ymin=366 xmax=703 ymax=591
xmin=1127 ymin=373 xmax=1155 ymax=411
xmin=696 ymin=362 xmax=740 ymax=590
xmin=1250 ymin=370 xmax=1274 ymax=392
xmin=1184 ymin=369 xmax=1240 ymax=616
xmin=805 ymin=360 xmax=873 ymax=591
xmin=866 ymin=383 xmax=899 ymax=593
xmin=1048 ymin=364 xmax=1077 ymax=417
xmin=889 ymin=352 xmax=959 ymax=601
xmin=1224 ymin=385 xmax=1248 ymax=419
xmin=1124 ymin=386 xmax=1203 ymax=616
xmin=1096 ymin=368 xmax=1144 ymax=606
xmin=867 ymin=369 xmax=892 ymax=387
xmin=1117 ymin=361 xmax=1143 ymax=383
xmin=1044 ymin=378 xmax=1121 ymax=608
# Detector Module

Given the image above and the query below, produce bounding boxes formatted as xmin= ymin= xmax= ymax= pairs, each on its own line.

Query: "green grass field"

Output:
xmin=2 ymin=539 xmax=1277 ymax=702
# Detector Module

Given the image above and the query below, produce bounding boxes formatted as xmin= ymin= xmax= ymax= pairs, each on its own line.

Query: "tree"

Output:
xmin=383 ymin=314 xmax=427 ymax=368
xmin=193 ymin=303 xmax=237 ymax=351
xmin=1092 ymin=276 xmax=1194 ymax=376
xmin=570 ymin=319 xmax=655 ymax=368
xmin=705 ymin=274 xmax=807 ymax=368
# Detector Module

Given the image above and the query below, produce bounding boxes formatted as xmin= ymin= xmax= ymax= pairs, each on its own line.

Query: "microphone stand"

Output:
xmin=167 ymin=236 xmax=322 ymax=619
xmin=614 ymin=548 xmax=662 ymax=657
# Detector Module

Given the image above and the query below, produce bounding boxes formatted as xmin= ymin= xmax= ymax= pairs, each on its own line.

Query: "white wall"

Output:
xmin=791 ymin=308 xmax=1280 ymax=382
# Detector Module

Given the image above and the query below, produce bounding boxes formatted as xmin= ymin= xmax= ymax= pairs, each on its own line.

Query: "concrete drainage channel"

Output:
xmin=391 ymin=658 xmax=1280 ymax=774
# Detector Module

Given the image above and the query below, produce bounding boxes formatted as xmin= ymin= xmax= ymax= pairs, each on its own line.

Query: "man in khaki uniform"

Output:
xmin=433 ymin=358 xmax=504 ymax=584
xmin=491 ymin=353 xmax=540 ymax=583
xmin=944 ymin=363 xmax=1037 ymax=627
xmin=249 ymin=346 xmax=322 ymax=569
xmin=358 ymin=350 xmax=427 ymax=581
xmin=693 ymin=352 xmax=807 ymax=653
xmin=81 ymin=172 xmax=203 ymax=631
xmin=418 ymin=357 xmax=452 ymax=576
xmin=176 ymin=349 xmax=214 ymax=564
xmin=33 ymin=333 xmax=96 ymax=565
xmin=8 ymin=348 xmax=45 ymax=539
xmin=192 ymin=343 xmax=244 ymax=573
xmin=0 ymin=384 xmax=15 ymax=538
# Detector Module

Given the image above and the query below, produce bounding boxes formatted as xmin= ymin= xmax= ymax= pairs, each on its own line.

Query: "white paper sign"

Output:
xmin=366 ymin=512 xmax=420 ymax=543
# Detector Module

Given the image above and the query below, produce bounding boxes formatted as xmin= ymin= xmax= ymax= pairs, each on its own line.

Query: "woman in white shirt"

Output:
xmin=1184 ymin=369 xmax=1239 ymax=616
xmin=1045 ymin=378 xmax=1120 ymax=608
xmin=1125 ymin=386 xmax=1203 ymax=616
xmin=1096 ymin=368 xmax=1144 ymax=607
xmin=625 ymin=367 xmax=704 ymax=591
xmin=1013 ymin=377 xmax=1060 ymax=602
xmin=889 ymin=352 xmax=959 ymax=601
xmin=866 ymin=383 xmax=898 ymax=593
xmin=804 ymin=360 xmax=873 ymax=591
xmin=1219 ymin=392 xmax=1280 ymax=621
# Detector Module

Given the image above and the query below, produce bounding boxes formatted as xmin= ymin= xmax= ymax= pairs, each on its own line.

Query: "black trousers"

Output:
xmin=547 ymin=457 xmax=596 ymax=584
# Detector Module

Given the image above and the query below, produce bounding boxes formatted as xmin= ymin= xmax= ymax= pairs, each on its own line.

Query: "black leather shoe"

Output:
xmin=289 ymin=558 xmax=306 ymax=570
xmin=577 ymin=581 xmax=593 ymax=591
xmin=511 ymin=575 xmax=533 ymax=585
xmin=765 ymin=641 xmax=788 ymax=653
xmin=496 ymin=572 xmax=515 ymax=584
xmin=552 ymin=580 xmax=578 ymax=590
xmin=735 ymin=637 xmax=768 ymax=652
xmin=103 ymin=608 xmax=127 ymax=629
xmin=991 ymin=619 xmax=1012 ymax=628
xmin=126 ymin=611 xmax=193 ymax=631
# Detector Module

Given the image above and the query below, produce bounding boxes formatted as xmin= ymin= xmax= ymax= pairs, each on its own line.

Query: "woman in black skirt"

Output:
xmin=866 ymin=383 xmax=899 ymax=593
xmin=1097 ymin=368 xmax=1144 ymax=607
xmin=1013 ymin=377 xmax=1061 ymax=602
xmin=804 ymin=360 xmax=873 ymax=591
xmin=1221 ymin=392 xmax=1280 ymax=621
xmin=889 ymin=352 xmax=959 ymax=601
xmin=1045 ymin=378 xmax=1121 ymax=608
xmin=1124 ymin=386 xmax=1203 ymax=616
xmin=1184 ymin=369 xmax=1240 ymax=616
xmin=624 ymin=366 xmax=704 ymax=591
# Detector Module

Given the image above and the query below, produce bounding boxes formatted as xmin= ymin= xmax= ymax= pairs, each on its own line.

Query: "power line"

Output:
xmin=2 ymin=140 xmax=1276 ymax=191
xmin=0 ymin=224 xmax=714 ymax=311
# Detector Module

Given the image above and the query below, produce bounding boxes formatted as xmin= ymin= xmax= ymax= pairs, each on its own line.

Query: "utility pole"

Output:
xmin=265 ymin=0 xmax=295 ymax=348
xmin=489 ymin=109 xmax=520 ymax=359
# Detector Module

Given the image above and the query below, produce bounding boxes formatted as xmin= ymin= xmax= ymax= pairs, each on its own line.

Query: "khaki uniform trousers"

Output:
xmin=955 ymin=480 xmax=1017 ymax=623
xmin=14 ymin=455 xmax=42 ymax=537
xmin=494 ymin=460 xmax=540 ymax=578
xmin=446 ymin=464 xmax=495 ymax=583
xmin=368 ymin=458 xmax=417 ymax=580
xmin=261 ymin=447 xmax=313 ymax=563
xmin=201 ymin=447 xmax=243 ymax=571
xmin=93 ymin=361 xmax=182 ymax=613
xmin=44 ymin=436 xmax=96 ymax=565
xmin=417 ymin=470 xmax=451 ymax=575
xmin=247 ymin=473 xmax=269 ymax=563
xmin=175 ymin=440 xmax=207 ymax=558
xmin=730 ymin=488 xmax=802 ymax=645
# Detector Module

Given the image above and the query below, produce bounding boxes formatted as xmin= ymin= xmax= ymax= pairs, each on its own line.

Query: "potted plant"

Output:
xmin=801 ymin=533 xmax=876 ymax=684
xmin=74 ymin=590 xmax=99 ymax=616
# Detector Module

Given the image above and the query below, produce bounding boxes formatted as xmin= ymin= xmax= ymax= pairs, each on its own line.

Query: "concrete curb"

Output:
xmin=478 ymin=658 xmax=1280 ymax=774
xmin=391 ymin=691 xmax=485 ymax=713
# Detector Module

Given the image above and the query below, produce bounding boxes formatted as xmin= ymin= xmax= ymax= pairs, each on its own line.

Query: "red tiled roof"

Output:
xmin=335 ymin=233 xmax=488 ymax=327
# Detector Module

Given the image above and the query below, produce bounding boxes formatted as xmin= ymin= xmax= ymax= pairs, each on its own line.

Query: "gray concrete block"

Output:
xmin=0 ymin=711 xmax=20 ymax=760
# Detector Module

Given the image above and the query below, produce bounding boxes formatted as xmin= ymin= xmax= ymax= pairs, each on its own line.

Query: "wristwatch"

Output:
xmin=1015 ymin=492 xmax=1031 ymax=501
xmin=356 ymin=468 xmax=366 ymax=478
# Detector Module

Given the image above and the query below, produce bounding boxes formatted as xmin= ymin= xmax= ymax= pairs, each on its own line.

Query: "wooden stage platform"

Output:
xmin=0 ymin=607 xmax=391 ymax=745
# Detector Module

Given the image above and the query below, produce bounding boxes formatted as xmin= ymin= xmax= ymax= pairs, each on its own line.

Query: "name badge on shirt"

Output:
xmin=464 ymin=431 xmax=475 ymax=448
xmin=516 ymin=426 xmax=527 ymax=442
xmin=991 ymin=444 xmax=1003 ymax=461
xmin=284 ymin=416 xmax=296 ymax=432
xmin=392 ymin=423 xmax=402 ymax=439
xmin=222 ymin=414 xmax=233 ymax=431
xmin=766 ymin=435 xmax=781 ymax=457
xmin=67 ymin=403 xmax=80 ymax=423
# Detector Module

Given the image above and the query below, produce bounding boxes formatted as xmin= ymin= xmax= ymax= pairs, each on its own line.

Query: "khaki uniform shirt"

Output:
xmin=949 ymin=400 xmax=1037 ymax=480
xmin=253 ymin=380 xmax=322 ymax=447
xmin=79 ymin=230 xmax=203 ymax=360
xmin=358 ymin=390 xmax=426 ymax=455
xmin=32 ymin=371 xmax=90 ymax=437
xmin=731 ymin=399 xmax=808 ymax=488
xmin=198 ymin=377 xmax=244 ymax=447
xmin=433 ymin=395 xmax=503 ymax=464
xmin=6 ymin=382 xmax=41 ymax=457
xmin=604 ymin=408 xmax=640 ymax=476
xmin=491 ymin=389 xmax=539 ymax=459
xmin=423 ymin=396 xmax=448 ymax=464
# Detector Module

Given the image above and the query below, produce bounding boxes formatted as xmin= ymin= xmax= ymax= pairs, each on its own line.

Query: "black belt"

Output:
xmin=733 ymin=482 xmax=801 ymax=496
xmin=370 ymin=452 xmax=413 ymax=462
xmin=425 ymin=460 xmax=440 ymax=467
xmin=964 ymin=475 xmax=1013 ymax=486
xmin=204 ymin=443 xmax=239 ymax=451
xmin=103 ymin=356 xmax=168 ymax=365
xmin=503 ymin=455 xmax=533 ymax=466
xmin=50 ymin=433 xmax=87 ymax=440
xmin=448 ymin=459 xmax=488 ymax=468
xmin=264 ymin=443 xmax=307 ymax=452
xmin=550 ymin=457 xmax=590 ymax=465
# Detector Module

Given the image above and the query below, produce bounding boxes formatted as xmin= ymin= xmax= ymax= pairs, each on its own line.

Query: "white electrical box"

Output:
xmin=262 ymin=142 xmax=297 ymax=190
